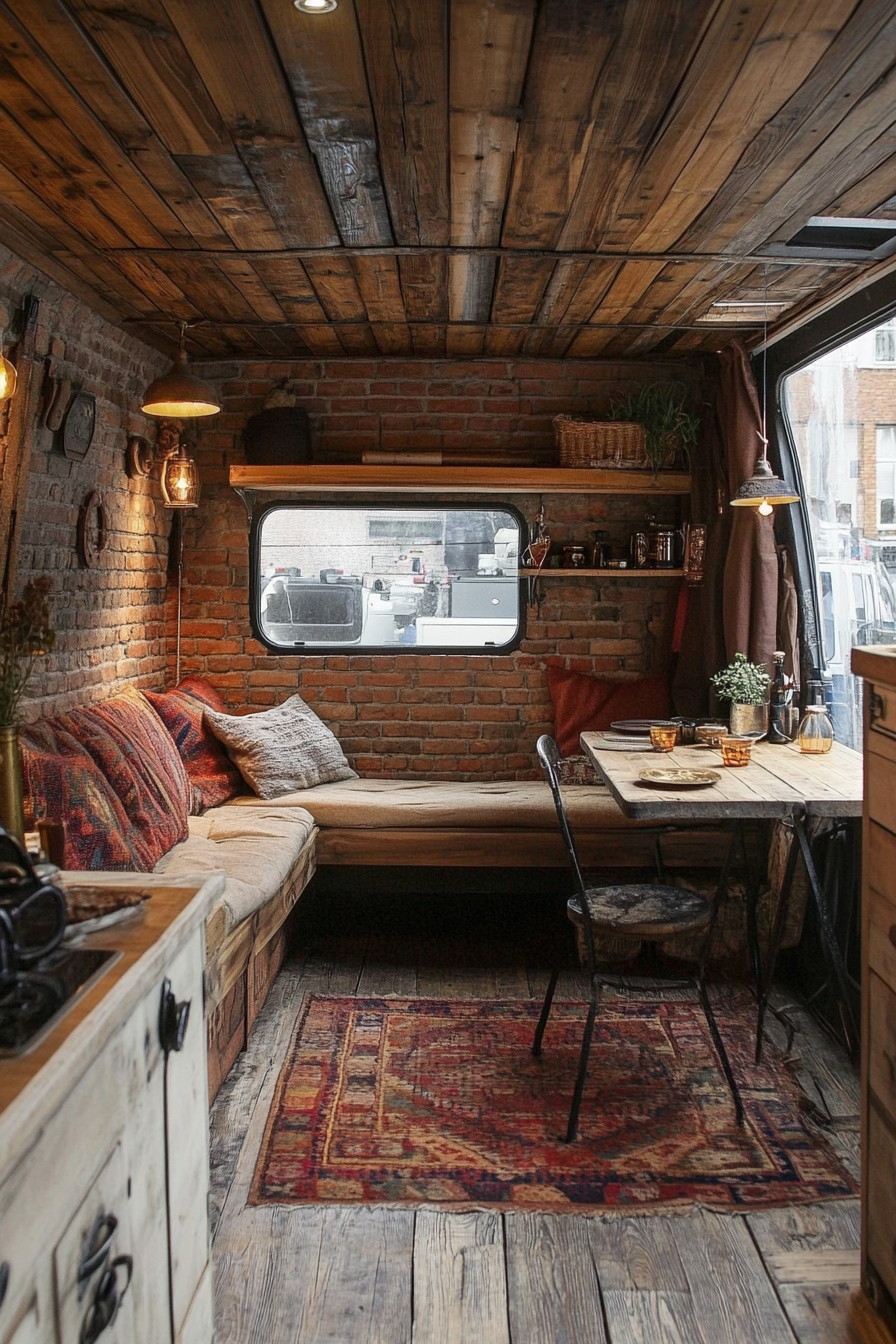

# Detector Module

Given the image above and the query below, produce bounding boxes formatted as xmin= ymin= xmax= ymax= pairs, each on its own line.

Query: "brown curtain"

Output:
xmin=777 ymin=544 xmax=800 ymax=692
xmin=671 ymin=369 xmax=730 ymax=715
xmin=719 ymin=341 xmax=778 ymax=669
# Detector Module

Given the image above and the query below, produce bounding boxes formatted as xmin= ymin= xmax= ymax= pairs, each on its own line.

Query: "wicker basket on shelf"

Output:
xmin=553 ymin=415 xmax=648 ymax=469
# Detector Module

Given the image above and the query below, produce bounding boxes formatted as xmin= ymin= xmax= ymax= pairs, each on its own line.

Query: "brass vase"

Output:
xmin=0 ymin=723 xmax=24 ymax=840
xmin=729 ymin=702 xmax=769 ymax=738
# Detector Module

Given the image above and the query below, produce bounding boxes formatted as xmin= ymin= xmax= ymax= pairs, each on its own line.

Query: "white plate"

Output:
xmin=638 ymin=768 xmax=720 ymax=789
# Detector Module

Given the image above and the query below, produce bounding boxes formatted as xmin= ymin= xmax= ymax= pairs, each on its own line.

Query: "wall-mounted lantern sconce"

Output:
xmin=0 ymin=334 xmax=17 ymax=404
xmin=126 ymin=424 xmax=201 ymax=508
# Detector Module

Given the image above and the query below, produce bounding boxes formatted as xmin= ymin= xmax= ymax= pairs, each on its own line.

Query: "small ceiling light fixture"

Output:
xmin=730 ymin=272 xmax=800 ymax=517
xmin=141 ymin=321 xmax=220 ymax=418
xmin=294 ymin=0 xmax=337 ymax=11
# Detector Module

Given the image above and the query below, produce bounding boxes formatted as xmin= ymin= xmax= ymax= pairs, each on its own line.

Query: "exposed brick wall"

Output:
xmin=0 ymin=244 xmax=170 ymax=720
xmin=176 ymin=356 xmax=706 ymax=779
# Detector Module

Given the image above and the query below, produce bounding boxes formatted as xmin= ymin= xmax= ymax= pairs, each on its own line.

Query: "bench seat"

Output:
xmin=154 ymin=802 xmax=317 ymax=1096
xmin=229 ymin=779 xmax=726 ymax=868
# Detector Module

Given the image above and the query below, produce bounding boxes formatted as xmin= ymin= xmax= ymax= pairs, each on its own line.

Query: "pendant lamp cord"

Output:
xmin=760 ymin=265 xmax=769 ymax=460
xmin=175 ymin=512 xmax=183 ymax=684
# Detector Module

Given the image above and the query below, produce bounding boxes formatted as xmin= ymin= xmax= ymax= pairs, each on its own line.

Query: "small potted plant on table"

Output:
xmin=710 ymin=652 xmax=770 ymax=738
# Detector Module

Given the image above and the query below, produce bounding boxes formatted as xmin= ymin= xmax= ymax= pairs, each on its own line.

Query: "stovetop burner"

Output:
xmin=0 ymin=947 xmax=118 ymax=1055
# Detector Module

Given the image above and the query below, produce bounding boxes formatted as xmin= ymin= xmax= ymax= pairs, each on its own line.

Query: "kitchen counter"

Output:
xmin=0 ymin=871 xmax=222 ymax=1344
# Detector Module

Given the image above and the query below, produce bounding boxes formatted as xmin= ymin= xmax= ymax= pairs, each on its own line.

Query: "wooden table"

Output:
xmin=580 ymin=733 xmax=863 ymax=1054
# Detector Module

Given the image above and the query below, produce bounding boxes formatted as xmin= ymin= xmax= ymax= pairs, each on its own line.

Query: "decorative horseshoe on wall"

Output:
xmin=77 ymin=490 xmax=107 ymax=568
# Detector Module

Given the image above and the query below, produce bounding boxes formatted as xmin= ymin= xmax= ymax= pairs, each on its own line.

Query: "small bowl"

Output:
xmin=696 ymin=723 xmax=729 ymax=747
xmin=720 ymin=736 xmax=753 ymax=767
xmin=649 ymin=723 xmax=680 ymax=752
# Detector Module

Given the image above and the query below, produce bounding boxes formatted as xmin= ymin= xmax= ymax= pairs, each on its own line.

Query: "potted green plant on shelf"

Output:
xmin=606 ymin=382 xmax=701 ymax=473
xmin=0 ymin=576 xmax=54 ymax=839
xmin=710 ymin=652 xmax=770 ymax=737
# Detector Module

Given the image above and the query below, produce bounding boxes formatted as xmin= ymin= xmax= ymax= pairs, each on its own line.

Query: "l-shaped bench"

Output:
xmin=154 ymin=777 xmax=730 ymax=1094
xmin=20 ymin=685 xmax=727 ymax=1099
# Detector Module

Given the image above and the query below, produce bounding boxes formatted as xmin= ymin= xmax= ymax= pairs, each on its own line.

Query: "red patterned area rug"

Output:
xmin=250 ymin=994 xmax=856 ymax=1213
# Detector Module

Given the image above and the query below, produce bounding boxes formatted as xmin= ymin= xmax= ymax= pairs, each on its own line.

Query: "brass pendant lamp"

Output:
xmin=730 ymin=436 xmax=801 ymax=516
xmin=141 ymin=321 xmax=220 ymax=418
xmin=730 ymin=276 xmax=800 ymax=516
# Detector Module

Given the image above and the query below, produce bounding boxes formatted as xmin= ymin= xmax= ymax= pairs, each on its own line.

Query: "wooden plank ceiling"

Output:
xmin=0 ymin=0 xmax=893 ymax=360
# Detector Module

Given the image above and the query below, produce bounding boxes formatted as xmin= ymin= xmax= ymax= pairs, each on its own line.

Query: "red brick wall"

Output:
xmin=0 ymin=244 xmax=171 ymax=720
xmin=176 ymin=356 xmax=706 ymax=779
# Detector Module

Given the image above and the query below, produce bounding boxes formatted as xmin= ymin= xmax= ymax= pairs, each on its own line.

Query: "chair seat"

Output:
xmin=568 ymin=884 xmax=712 ymax=939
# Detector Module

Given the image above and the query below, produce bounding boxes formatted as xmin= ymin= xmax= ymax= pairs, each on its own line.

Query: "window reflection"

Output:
xmin=784 ymin=321 xmax=896 ymax=747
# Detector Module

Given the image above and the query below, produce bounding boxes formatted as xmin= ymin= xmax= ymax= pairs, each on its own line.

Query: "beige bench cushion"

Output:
xmin=153 ymin=802 xmax=315 ymax=936
xmin=227 ymin=778 xmax=650 ymax=830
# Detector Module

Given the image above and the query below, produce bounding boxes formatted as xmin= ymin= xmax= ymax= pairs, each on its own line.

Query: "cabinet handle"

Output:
xmin=159 ymin=978 xmax=190 ymax=1055
xmin=79 ymin=1254 xmax=132 ymax=1344
xmin=872 ymin=691 xmax=886 ymax=723
xmin=78 ymin=1212 xmax=117 ymax=1293
xmin=889 ymin=925 xmax=896 ymax=950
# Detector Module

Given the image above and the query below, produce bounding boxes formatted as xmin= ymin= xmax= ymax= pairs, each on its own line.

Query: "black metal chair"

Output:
xmin=533 ymin=734 xmax=744 ymax=1141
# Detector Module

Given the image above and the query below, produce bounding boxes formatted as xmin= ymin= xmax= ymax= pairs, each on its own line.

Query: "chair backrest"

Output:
xmin=536 ymin=735 xmax=589 ymax=902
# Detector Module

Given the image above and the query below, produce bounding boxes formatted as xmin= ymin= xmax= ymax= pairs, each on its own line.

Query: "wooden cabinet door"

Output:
xmin=53 ymin=1142 xmax=135 ymax=1344
xmin=162 ymin=932 xmax=211 ymax=1338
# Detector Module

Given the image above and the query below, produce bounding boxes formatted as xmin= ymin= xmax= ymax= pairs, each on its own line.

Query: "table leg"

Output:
xmin=792 ymin=812 xmax=859 ymax=1057
xmin=738 ymin=822 xmax=767 ymax=1059
xmin=755 ymin=820 xmax=801 ymax=1064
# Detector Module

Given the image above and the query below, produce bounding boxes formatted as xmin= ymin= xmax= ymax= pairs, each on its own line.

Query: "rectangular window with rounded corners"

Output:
xmin=250 ymin=503 xmax=526 ymax=653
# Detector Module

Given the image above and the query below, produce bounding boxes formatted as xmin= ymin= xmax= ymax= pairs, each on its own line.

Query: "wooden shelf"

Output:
xmin=521 ymin=568 xmax=684 ymax=578
xmin=229 ymin=465 xmax=692 ymax=495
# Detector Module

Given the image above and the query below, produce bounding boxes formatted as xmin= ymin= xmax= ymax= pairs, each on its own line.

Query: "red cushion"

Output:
xmin=55 ymin=687 xmax=191 ymax=870
xmin=546 ymin=666 xmax=670 ymax=757
xmin=20 ymin=720 xmax=149 ymax=872
xmin=145 ymin=677 xmax=245 ymax=811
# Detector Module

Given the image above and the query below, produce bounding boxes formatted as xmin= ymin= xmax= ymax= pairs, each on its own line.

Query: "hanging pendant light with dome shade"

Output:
xmin=729 ymin=273 xmax=800 ymax=516
xmin=141 ymin=321 xmax=220 ymax=418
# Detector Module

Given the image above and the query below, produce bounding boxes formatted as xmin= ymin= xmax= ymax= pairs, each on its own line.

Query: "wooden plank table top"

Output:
xmin=580 ymin=735 xmax=863 ymax=822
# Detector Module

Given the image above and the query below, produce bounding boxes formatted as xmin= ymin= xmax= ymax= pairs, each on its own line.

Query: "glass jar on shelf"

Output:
xmin=798 ymin=682 xmax=834 ymax=755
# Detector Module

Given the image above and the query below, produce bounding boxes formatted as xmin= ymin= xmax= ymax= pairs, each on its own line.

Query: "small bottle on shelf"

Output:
xmin=798 ymin=681 xmax=834 ymax=754
xmin=767 ymin=651 xmax=790 ymax=744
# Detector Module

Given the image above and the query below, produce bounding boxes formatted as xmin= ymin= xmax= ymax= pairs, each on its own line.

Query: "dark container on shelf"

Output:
xmin=242 ymin=407 xmax=312 ymax=465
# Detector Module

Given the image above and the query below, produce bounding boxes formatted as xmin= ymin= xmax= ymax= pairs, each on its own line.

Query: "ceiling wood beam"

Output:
xmin=90 ymin=245 xmax=860 ymax=267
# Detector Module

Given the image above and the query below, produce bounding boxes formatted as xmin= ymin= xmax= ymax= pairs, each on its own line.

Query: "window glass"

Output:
xmin=878 ymin=426 xmax=896 ymax=527
xmin=252 ymin=505 xmax=523 ymax=652
xmin=820 ymin=570 xmax=835 ymax=664
xmin=783 ymin=319 xmax=896 ymax=747
xmin=876 ymin=323 xmax=896 ymax=363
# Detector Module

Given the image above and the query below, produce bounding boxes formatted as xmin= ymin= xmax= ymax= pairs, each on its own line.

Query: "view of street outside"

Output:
xmin=783 ymin=318 xmax=896 ymax=748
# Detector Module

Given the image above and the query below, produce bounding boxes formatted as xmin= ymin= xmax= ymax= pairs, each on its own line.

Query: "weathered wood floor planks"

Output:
xmin=211 ymin=937 xmax=871 ymax=1344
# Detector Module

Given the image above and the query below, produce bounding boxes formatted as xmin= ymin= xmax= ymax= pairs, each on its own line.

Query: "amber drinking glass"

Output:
xmin=649 ymin=724 xmax=680 ymax=752
xmin=720 ymin=737 xmax=752 ymax=767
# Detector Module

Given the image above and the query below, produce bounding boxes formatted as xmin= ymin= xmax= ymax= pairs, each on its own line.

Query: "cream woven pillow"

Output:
xmin=203 ymin=694 xmax=357 ymax=798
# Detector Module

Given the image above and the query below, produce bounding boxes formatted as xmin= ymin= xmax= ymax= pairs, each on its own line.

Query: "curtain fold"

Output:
xmin=719 ymin=341 xmax=778 ymax=669
xmin=671 ymin=369 xmax=730 ymax=714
